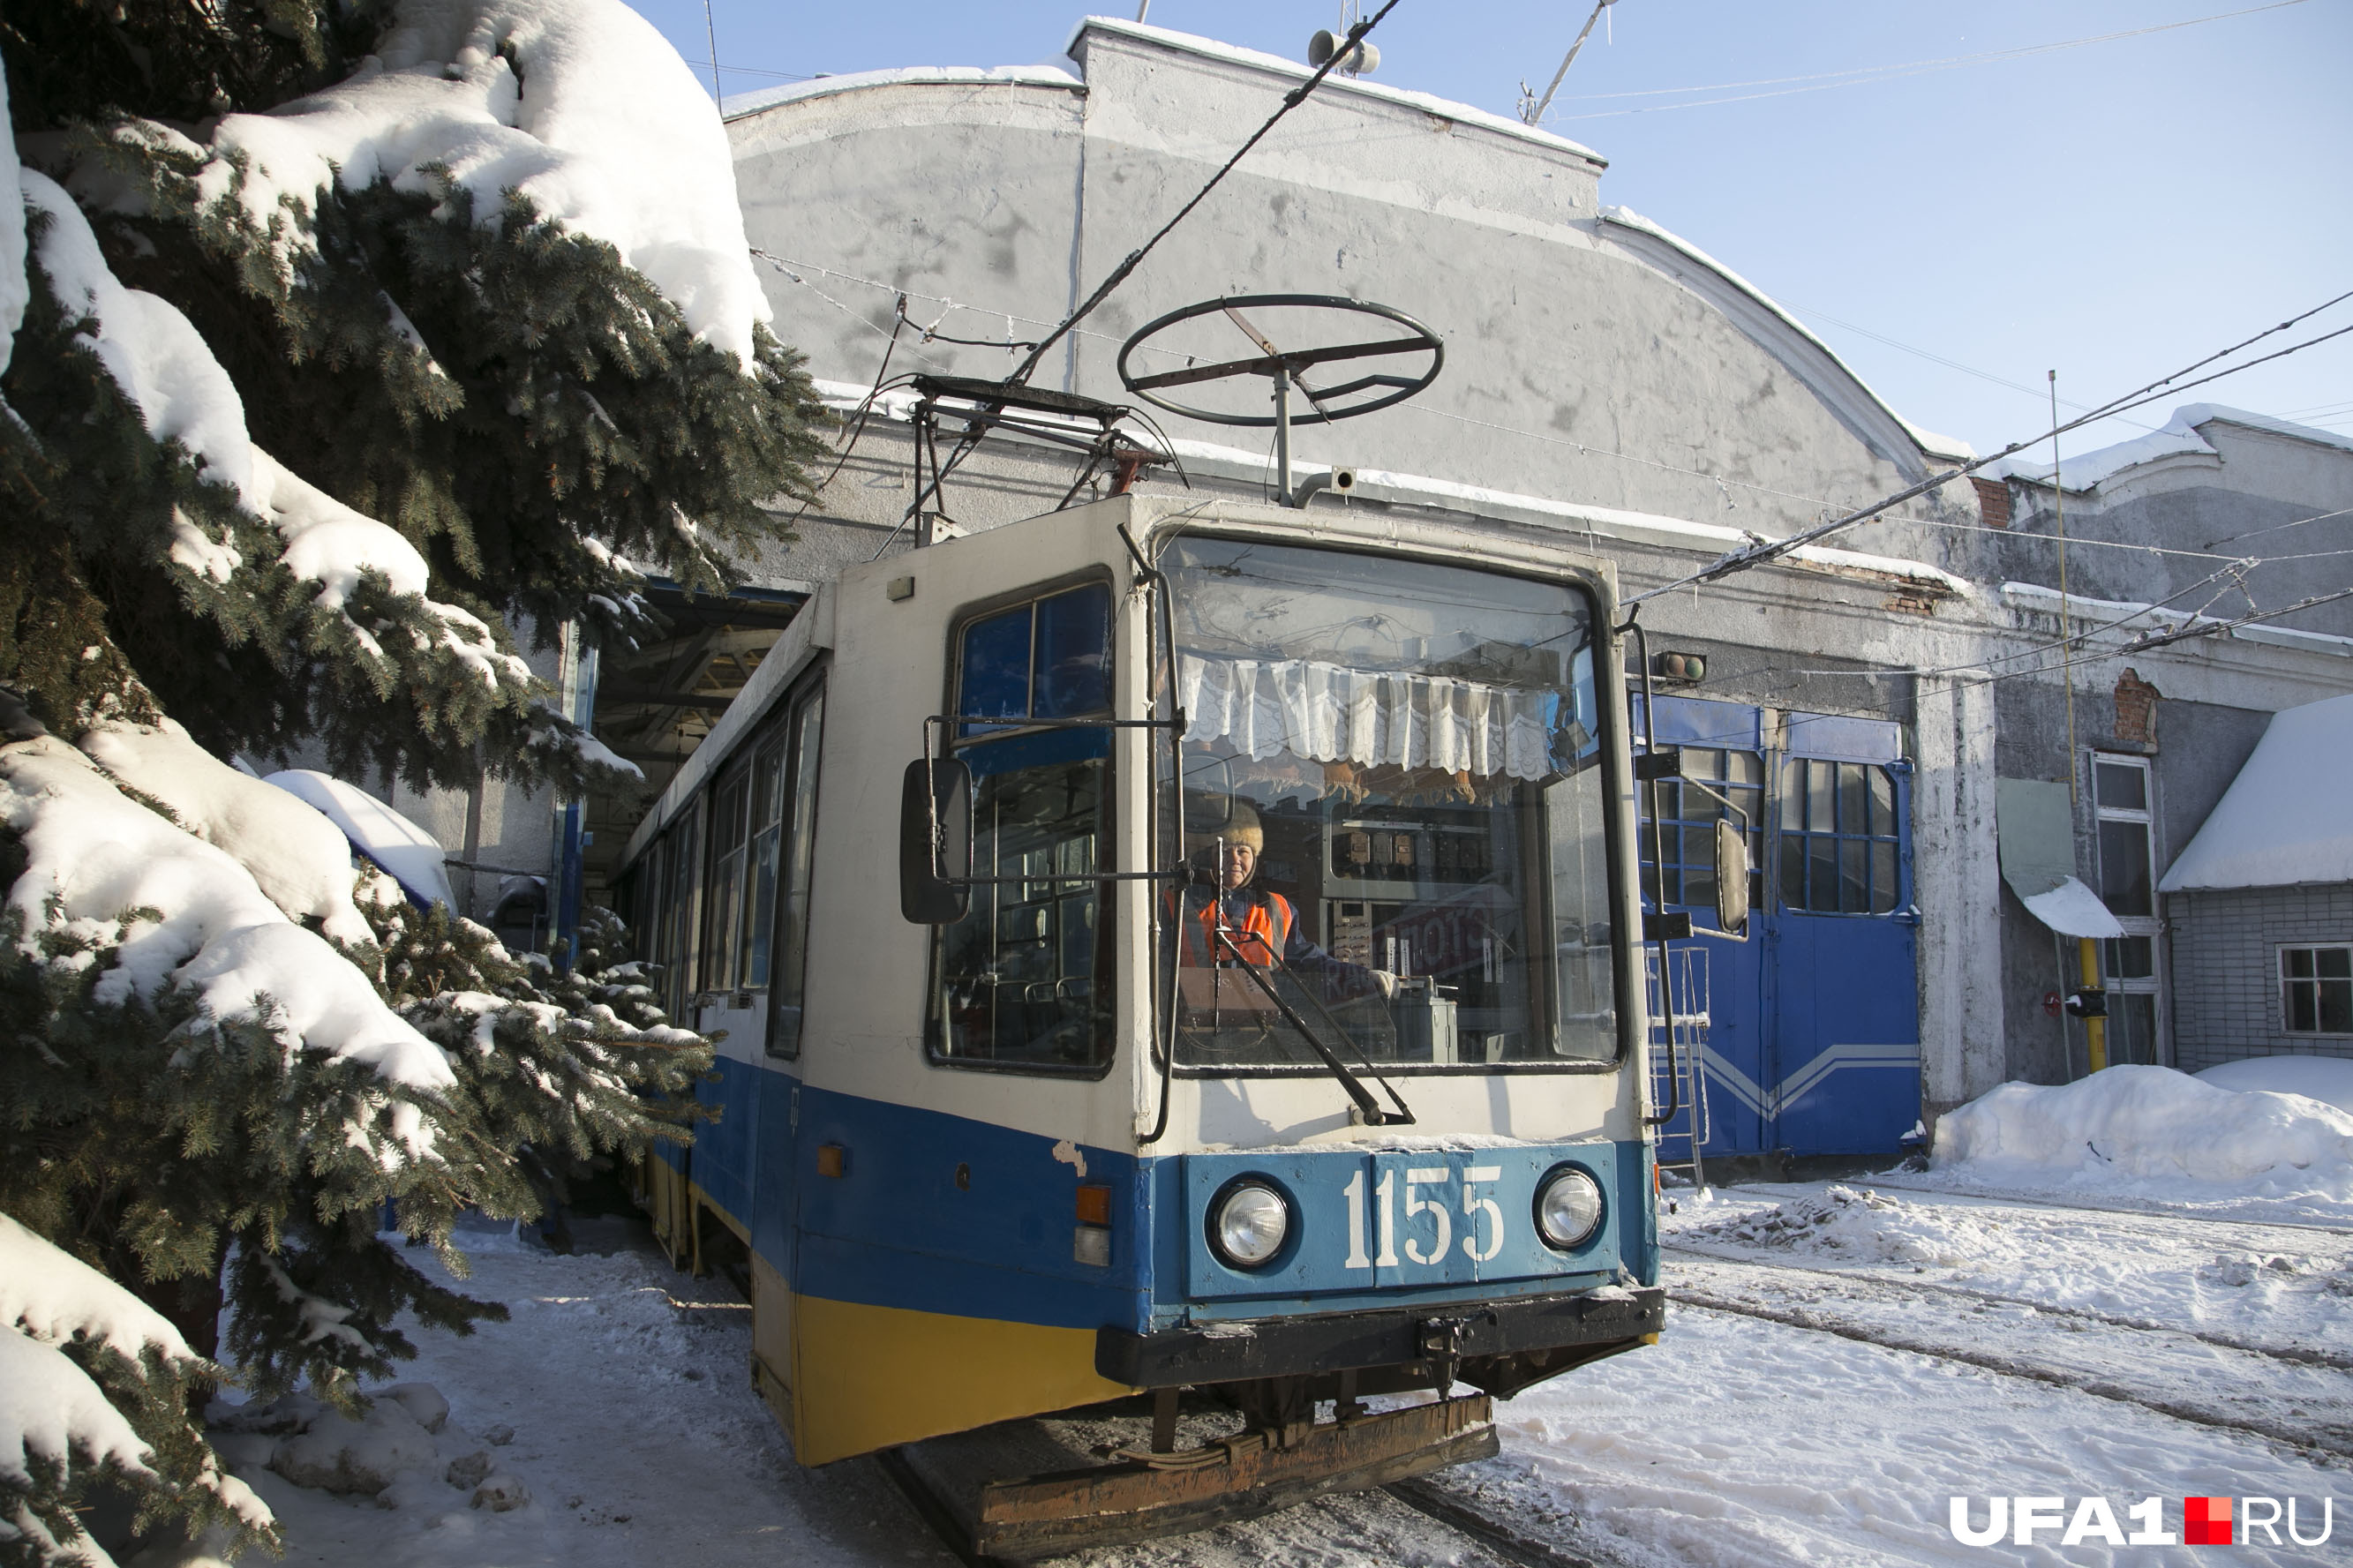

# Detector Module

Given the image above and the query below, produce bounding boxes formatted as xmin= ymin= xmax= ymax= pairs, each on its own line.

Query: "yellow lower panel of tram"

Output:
xmin=788 ymin=1293 xmax=1138 ymax=1466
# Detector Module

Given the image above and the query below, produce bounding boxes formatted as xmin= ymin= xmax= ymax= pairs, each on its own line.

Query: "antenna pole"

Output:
xmin=2051 ymin=369 xmax=2076 ymax=806
xmin=1273 ymin=364 xmax=1295 ymax=506
xmin=1525 ymin=0 xmax=1614 ymax=125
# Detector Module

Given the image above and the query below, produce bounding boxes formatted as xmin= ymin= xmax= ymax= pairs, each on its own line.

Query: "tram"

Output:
xmin=615 ymin=489 xmax=1716 ymax=1556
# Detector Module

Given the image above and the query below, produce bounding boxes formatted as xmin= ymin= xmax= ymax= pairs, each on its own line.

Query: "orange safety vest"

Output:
xmin=1178 ymin=889 xmax=1294 ymax=968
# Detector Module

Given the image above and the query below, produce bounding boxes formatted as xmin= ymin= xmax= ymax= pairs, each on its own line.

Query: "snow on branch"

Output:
xmin=199 ymin=0 xmax=768 ymax=366
xmin=78 ymin=719 xmax=376 ymax=947
xmin=0 ymin=739 xmax=455 ymax=1145
xmin=0 ymin=1214 xmax=195 ymax=1369
xmin=20 ymin=170 xmax=530 ymax=692
xmin=0 ymin=1216 xmax=273 ymax=1563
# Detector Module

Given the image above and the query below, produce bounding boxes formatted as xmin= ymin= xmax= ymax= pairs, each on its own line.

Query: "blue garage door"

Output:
xmin=1637 ymin=698 xmax=1921 ymax=1158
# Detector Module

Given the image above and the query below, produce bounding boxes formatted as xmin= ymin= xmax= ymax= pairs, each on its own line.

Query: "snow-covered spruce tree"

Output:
xmin=0 ymin=2 xmax=824 ymax=1560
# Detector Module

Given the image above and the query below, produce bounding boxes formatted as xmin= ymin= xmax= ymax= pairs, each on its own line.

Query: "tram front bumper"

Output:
xmin=1097 ymin=1282 xmax=1665 ymax=1397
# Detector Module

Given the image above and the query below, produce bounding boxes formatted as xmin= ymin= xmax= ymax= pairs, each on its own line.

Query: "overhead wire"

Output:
xmin=762 ymin=249 xmax=2353 ymax=586
xmin=1623 ymin=289 xmax=2353 ymax=607
xmin=1545 ymin=0 xmax=2313 ymax=121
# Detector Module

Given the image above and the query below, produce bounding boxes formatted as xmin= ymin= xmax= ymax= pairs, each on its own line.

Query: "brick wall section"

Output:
xmin=1971 ymin=476 xmax=2011 ymax=529
xmin=2169 ymin=883 xmax=2353 ymax=1069
xmin=2114 ymin=667 xmax=2161 ymax=744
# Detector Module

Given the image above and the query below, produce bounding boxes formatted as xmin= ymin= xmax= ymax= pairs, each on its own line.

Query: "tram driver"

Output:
xmin=1178 ymin=797 xmax=1401 ymax=1002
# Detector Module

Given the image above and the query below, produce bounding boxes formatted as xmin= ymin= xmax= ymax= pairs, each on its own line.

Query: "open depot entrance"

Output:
xmin=578 ymin=582 xmax=805 ymax=914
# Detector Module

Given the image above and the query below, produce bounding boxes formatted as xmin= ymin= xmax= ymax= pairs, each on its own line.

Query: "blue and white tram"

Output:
xmin=615 ymin=492 xmax=1673 ymax=1553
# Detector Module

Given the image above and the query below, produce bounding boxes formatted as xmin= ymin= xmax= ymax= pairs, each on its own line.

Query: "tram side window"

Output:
xmin=664 ymin=806 xmax=701 ymax=1017
xmin=767 ymin=684 xmax=825 ymax=1059
xmin=1636 ymin=747 xmax=1763 ymax=917
xmin=1779 ymin=758 xmax=1900 ymax=914
xmin=702 ymin=767 xmax=751 ymax=993
xmin=930 ymin=581 xmax=1116 ymax=1074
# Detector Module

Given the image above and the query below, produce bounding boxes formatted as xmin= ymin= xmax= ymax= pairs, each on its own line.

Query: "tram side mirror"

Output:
xmin=899 ymin=758 xmax=973 ymax=925
xmin=1714 ymin=820 xmax=1751 ymax=939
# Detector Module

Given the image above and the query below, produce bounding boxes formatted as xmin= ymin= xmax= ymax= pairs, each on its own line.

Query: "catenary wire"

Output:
xmin=1545 ymin=0 xmax=2313 ymax=121
xmin=1623 ymin=294 xmax=2353 ymax=606
xmin=755 ymin=251 xmax=2352 ymax=574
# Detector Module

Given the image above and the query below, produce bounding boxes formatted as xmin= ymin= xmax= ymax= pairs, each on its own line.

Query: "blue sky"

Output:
xmin=633 ymin=0 xmax=2351 ymax=461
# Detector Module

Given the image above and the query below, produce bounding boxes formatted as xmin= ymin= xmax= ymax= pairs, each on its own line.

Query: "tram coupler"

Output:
xmin=964 ymin=1394 xmax=1497 ymax=1561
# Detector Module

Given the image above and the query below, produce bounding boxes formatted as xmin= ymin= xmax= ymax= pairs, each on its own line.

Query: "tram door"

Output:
xmin=1637 ymin=698 xmax=1921 ymax=1158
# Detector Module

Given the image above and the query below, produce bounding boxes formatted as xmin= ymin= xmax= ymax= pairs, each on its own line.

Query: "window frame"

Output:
xmin=2093 ymin=753 xmax=2164 ymax=1063
xmin=1153 ymin=537 xmax=1626 ymax=1077
xmin=2279 ymin=942 xmax=2353 ymax=1038
xmin=1635 ymin=745 xmax=1764 ymax=921
xmin=1776 ymin=756 xmax=1905 ymax=916
xmin=763 ymin=674 xmax=827 ymax=1060
xmin=926 ymin=571 xmax=1121 ymax=1079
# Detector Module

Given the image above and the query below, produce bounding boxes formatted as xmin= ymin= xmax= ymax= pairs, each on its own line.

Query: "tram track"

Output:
xmin=1810 ymin=1176 xmax=2353 ymax=1242
xmin=1665 ymin=1276 xmax=2353 ymax=1464
xmin=880 ymin=1422 xmax=1614 ymax=1568
xmin=1665 ymin=1238 xmax=2353 ymax=1370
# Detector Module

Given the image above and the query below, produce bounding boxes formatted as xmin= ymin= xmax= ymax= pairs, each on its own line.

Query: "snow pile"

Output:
xmin=2159 ymin=691 xmax=2353 ymax=892
xmin=2196 ymin=1054 xmax=2353 ymax=1114
xmin=215 ymin=1380 xmax=530 ymax=1517
xmin=1931 ymin=1064 xmax=2353 ymax=1207
xmin=79 ymin=720 xmax=373 ymax=945
xmin=1680 ymin=1185 xmax=1992 ymax=1269
xmin=198 ymin=0 xmax=767 ymax=365
xmin=23 ymin=171 xmax=528 ymax=688
xmin=264 ymin=770 xmax=455 ymax=911
xmin=0 ymin=1216 xmax=273 ymax=1550
xmin=0 ymin=738 xmax=454 ymax=1125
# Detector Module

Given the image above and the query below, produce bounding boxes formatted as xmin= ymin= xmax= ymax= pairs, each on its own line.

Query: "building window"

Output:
xmin=2282 ymin=945 xmax=2353 ymax=1036
xmin=2093 ymin=755 xmax=2161 ymax=1063
xmin=2093 ymin=757 xmax=2154 ymax=919
xmin=1778 ymin=758 xmax=1900 ymax=914
xmin=1636 ymin=747 xmax=1763 ymax=919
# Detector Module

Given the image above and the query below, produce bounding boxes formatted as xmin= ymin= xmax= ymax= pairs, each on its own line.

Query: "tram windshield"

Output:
xmin=1162 ymin=536 xmax=1618 ymax=1071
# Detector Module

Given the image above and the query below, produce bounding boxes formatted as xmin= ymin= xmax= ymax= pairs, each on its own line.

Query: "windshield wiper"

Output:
xmin=1205 ymin=927 xmax=1415 ymax=1126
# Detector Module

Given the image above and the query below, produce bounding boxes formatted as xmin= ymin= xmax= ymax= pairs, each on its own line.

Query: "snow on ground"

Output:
xmin=1457 ymin=1294 xmax=2344 ymax=1568
xmin=1910 ymin=1064 xmax=2353 ymax=1224
xmin=214 ymin=1218 xmax=942 ymax=1568
xmin=214 ymin=1182 xmax=2352 ymax=1568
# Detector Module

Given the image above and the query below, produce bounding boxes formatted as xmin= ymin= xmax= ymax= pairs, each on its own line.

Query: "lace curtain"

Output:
xmin=1179 ymin=654 xmax=1556 ymax=782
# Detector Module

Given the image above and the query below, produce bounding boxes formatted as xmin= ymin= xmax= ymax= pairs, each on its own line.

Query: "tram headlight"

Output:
xmin=1535 ymin=1167 xmax=1605 ymax=1250
xmin=1208 ymin=1181 xmax=1290 ymax=1270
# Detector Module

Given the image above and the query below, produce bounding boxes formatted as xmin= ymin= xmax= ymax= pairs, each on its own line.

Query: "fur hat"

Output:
xmin=1184 ymin=795 xmax=1264 ymax=854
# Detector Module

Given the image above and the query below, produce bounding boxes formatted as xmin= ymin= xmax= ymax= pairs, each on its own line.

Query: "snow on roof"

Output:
xmin=722 ymin=64 xmax=1084 ymax=121
xmin=266 ymin=769 xmax=458 ymax=911
xmin=1067 ymin=17 xmax=1607 ymax=167
xmin=2160 ymin=691 xmax=2353 ymax=892
xmin=1992 ymin=403 xmax=2353 ymax=492
xmin=1598 ymin=207 xmax=1975 ymax=465
xmin=2018 ymin=876 xmax=2125 ymax=940
xmin=196 ymin=0 xmax=769 ymax=366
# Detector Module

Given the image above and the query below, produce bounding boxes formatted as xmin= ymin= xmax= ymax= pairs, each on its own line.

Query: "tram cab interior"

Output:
xmin=616 ymin=491 xmax=1671 ymax=1557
